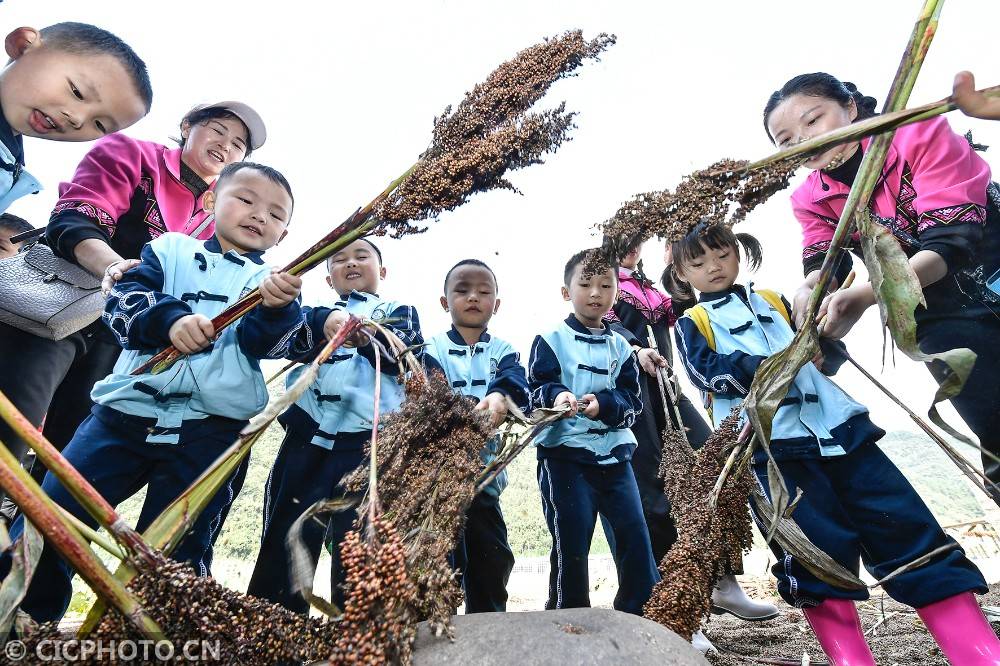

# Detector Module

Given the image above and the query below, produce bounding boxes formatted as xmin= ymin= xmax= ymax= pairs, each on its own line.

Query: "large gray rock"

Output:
xmin=413 ymin=608 xmax=709 ymax=665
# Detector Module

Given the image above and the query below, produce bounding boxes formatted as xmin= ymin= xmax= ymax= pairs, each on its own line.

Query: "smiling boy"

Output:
xmin=248 ymin=237 xmax=424 ymax=614
xmin=2 ymin=162 xmax=302 ymax=624
xmin=0 ymin=22 xmax=152 ymax=212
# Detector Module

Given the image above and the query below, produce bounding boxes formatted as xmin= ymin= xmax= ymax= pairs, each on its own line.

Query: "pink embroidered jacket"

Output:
xmin=791 ymin=115 xmax=992 ymax=276
xmin=46 ymin=133 xmax=215 ymax=263
xmin=609 ymin=268 xmax=676 ymax=328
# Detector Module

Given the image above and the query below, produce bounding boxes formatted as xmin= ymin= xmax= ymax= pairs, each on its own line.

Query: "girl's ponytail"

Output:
xmin=735 ymin=232 xmax=763 ymax=272
xmin=661 ymin=264 xmax=697 ymax=311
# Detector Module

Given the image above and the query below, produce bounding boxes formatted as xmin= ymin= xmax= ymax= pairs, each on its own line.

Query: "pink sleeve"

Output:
xmin=903 ymin=116 xmax=990 ymax=231
xmin=791 ymin=183 xmax=838 ymax=269
xmin=51 ymin=134 xmax=146 ymax=238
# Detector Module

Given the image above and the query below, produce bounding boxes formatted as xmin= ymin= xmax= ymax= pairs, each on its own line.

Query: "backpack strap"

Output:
xmin=682 ymin=304 xmax=715 ymax=421
xmin=755 ymin=289 xmax=791 ymax=326
xmin=684 ymin=303 xmax=715 ymax=351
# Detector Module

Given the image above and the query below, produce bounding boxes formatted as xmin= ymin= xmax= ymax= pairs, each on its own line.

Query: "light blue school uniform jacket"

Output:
xmin=528 ymin=314 xmax=642 ymax=465
xmin=279 ymin=290 xmax=422 ymax=449
xmin=674 ymin=283 xmax=883 ymax=462
xmin=93 ymin=233 xmax=303 ymax=444
xmin=424 ymin=326 xmax=530 ymax=497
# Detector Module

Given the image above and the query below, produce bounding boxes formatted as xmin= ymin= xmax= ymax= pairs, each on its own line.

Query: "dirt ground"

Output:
xmin=705 ymin=584 xmax=1000 ymax=665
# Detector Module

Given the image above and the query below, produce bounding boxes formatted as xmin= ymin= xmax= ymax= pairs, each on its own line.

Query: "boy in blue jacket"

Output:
xmin=424 ymin=259 xmax=530 ymax=613
xmin=4 ymin=162 xmax=302 ymax=623
xmin=0 ymin=22 xmax=152 ymax=212
xmin=528 ymin=249 xmax=657 ymax=615
xmin=248 ymin=238 xmax=423 ymax=614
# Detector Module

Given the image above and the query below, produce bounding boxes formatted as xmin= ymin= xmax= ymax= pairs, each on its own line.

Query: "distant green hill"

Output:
xmin=875 ymin=430 xmax=985 ymax=526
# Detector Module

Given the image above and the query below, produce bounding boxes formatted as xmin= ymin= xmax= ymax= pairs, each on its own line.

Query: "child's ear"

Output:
xmin=493 ymin=297 xmax=501 ymax=315
xmin=325 ymin=274 xmax=335 ymax=290
xmin=5 ymin=28 xmax=39 ymax=60
xmin=561 ymin=286 xmax=570 ymax=302
xmin=439 ymin=295 xmax=449 ymax=312
xmin=201 ymin=191 xmax=216 ymax=214
xmin=379 ymin=266 xmax=387 ymax=280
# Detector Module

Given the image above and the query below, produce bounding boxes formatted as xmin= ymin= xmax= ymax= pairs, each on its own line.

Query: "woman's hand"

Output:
xmin=636 ymin=347 xmax=668 ymax=377
xmin=101 ymin=258 xmax=141 ymax=295
xmin=953 ymin=71 xmax=1000 ymax=121
xmin=818 ymin=284 xmax=875 ymax=339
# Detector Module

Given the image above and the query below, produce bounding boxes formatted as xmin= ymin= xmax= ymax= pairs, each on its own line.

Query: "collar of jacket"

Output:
xmin=446 ymin=325 xmax=490 ymax=346
xmin=337 ymin=290 xmax=380 ymax=302
xmin=203 ymin=236 xmax=266 ymax=265
xmin=698 ymin=283 xmax=760 ymax=310
xmin=565 ymin=313 xmax=612 ymax=336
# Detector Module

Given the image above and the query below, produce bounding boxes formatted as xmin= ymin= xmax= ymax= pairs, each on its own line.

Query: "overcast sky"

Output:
xmin=6 ymin=0 xmax=1000 ymax=438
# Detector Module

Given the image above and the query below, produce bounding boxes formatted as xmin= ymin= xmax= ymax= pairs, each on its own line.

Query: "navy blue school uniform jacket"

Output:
xmin=279 ymin=290 xmax=422 ymax=447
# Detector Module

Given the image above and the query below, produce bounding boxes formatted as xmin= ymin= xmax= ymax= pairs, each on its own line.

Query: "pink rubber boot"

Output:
xmin=916 ymin=592 xmax=1000 ymax=665
xmin=801 ymin=599 xmax=876 ymax=666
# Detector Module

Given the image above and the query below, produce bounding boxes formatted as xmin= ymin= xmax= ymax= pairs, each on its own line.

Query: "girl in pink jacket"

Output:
xmin=764 ymin=72 xmax=1000 ymax=666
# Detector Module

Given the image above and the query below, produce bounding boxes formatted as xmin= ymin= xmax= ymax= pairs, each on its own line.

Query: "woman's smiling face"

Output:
xmin=181 ymin=115 xmax=249 ymax=181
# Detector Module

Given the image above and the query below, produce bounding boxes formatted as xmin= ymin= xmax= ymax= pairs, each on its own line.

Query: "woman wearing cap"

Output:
xmin=0 ymin=101 xmax=266 ymax=515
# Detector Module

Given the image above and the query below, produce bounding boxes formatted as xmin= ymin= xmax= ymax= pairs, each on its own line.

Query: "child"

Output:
xmin=247 ymin=238 xmax=423 ymax=614
xmin=0 ymin=22 xmax=152 ymax=212
xmin=528 ymin=249 xmax=657 ymax=616
xmin=607 ymin=239 xmax=777 ymax=627
xmin=0 ymin=212 xmax=32 ymax=258
xmin=668 ymin=223 xmax=996 ymax=666
xmin=423 ymin=259 xmax=530 ymax=613
xmin=2 ymin=162 xmax=302 ymax=624
xmin=953 ymin=71 xmax=1000 ymax=120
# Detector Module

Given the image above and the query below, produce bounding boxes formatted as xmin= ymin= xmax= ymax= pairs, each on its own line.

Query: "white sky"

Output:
xmin=5 ymin=0 xmax=1000 ymax=437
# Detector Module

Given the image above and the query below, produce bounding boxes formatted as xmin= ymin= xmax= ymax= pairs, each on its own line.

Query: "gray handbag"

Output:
xmin=0 ymin=231 xmax=103 ymax=340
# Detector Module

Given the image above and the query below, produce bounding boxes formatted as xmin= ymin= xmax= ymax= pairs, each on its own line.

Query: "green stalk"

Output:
xmin=134 ymin=165 xmax=418 ymax=376
xmin=79 ymin=317 xmax=365 ymax=636
xmin=805 ymin=0 xmax=941 ymax=319
xmin=57 ymin=505 xmax=126 ymax=561
xmin=0 ymin=391 xmax=156 ymax=565
xmin=0 ymin=439 xmax=163 ymax=639
xmin=743 ymin=84 xmax=1000 ymax=173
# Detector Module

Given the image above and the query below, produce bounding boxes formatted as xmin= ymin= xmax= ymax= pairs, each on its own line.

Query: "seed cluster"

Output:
xmin=644 ymin=415 xmax=754 ymax=640
xmin=16 ymin=554 xmax=338 ymax=664
xmin=598 ymin=158 xmax=801 ymax=263
xmin=372 ymin=31 xmax=615 ymax=237
xmin=329 ymin=518 xmax=418 ymax=665
xmin=345 ymin=374 xmax=493 ymax=640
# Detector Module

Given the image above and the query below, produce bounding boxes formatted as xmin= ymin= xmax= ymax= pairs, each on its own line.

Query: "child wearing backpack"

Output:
xmin=667 ymin=222 xmax=996 ymax=666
